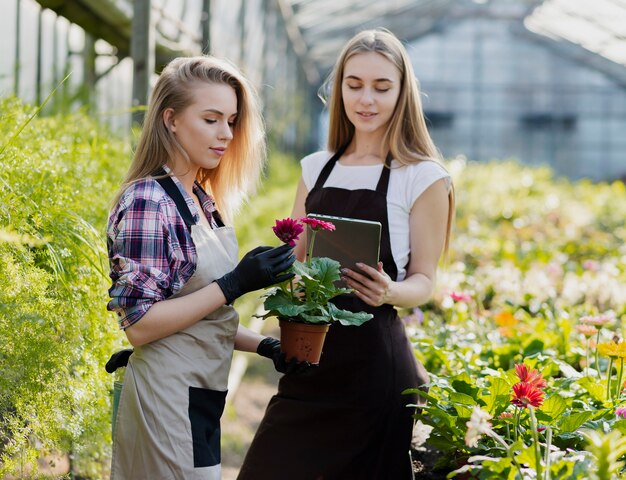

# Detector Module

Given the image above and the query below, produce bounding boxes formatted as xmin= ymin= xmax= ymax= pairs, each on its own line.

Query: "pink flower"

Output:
xmin=272 ymin=218 xmax=304 ymax=246
xmin=576 ymin=324 xmax=598 ymax=338
xmin=514 ymin=364 xmax=547 ymax=389
xmin=300 ymin=217 xmax=335 ymax=232
xmin=615 ymin=407 xmax=626 ymax=419
xmin=511 ymin=382 xmax=545 ymax=409
xmin=582 ymin=259 xmax=600 ymax=271
xmin=580 ymin=313 xmax=614 ymax=326
xmin=450 ymin=291 xmax=472 ymax=303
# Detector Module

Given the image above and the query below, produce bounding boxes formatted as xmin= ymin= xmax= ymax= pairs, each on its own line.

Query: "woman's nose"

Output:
xmin=359 ymin=88 xmax=374 ymax=105
xmin=219 ymin=122 xmax=234 ymax=141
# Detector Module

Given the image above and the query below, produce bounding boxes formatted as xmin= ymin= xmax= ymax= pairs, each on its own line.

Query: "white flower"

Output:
xmin=465 ymin=406 xmax=493 ymax=448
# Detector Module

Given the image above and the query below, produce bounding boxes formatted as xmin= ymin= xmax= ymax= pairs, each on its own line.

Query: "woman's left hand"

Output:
xmin=341 ymin=261 xmax=393 ymax=307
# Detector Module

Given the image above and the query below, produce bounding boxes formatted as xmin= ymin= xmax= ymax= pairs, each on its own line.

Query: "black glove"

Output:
xmin=105 ymin=348 xmax=134 ymax=373
xmin=216 ymin=244 xmax=295 ymax=304
xmin=256 ymin=337 xmax=317 ymax=375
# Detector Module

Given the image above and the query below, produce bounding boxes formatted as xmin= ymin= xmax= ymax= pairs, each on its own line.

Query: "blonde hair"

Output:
xmin=325 ymin=28 xmax=454 ymax=252
xmin=113 ymin=55 xmax=266 ymax=221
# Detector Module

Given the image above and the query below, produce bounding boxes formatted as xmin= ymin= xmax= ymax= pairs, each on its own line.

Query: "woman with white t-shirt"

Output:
xmin=239 ymin=28 xmax=455 ymax=480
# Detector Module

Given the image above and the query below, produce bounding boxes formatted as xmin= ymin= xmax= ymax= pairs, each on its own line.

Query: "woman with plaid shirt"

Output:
xmin=106 ymin=56 xmax=298 ymax=479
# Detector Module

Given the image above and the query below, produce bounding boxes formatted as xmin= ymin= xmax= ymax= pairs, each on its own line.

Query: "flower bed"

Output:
xmin=406 ymin=158 xmax=626 ymax=478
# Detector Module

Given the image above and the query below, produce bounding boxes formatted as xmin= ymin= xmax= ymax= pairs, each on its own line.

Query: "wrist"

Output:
xmin=215 ymin=274 xmax=238 ymax=304
xmin=257 ymin=337 xmax=280 ymax=358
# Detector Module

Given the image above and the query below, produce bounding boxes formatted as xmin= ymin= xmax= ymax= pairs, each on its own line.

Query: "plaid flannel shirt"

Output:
xmin=107 ymin=172 xmax=218 ymax=329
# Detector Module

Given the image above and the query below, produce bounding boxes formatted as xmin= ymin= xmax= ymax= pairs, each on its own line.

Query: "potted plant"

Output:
xmin=261 ymin=217 xmax=373 ymax=363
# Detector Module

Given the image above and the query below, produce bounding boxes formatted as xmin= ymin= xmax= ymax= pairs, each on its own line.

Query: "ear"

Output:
xmin=163 ymin=108 xmax=176 ymax=133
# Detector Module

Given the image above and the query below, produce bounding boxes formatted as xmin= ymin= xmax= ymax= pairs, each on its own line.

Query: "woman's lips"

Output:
xmin=210 ymin=147 xmax=226 ymax=156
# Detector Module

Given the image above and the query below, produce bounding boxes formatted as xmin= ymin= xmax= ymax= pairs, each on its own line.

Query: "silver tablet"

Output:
xmin=306 ymin=214 xmax=381 ymax=285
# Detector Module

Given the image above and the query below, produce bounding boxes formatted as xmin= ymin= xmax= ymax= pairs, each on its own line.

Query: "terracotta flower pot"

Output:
xmin=279 ymin=319 xmax=330 ymax=364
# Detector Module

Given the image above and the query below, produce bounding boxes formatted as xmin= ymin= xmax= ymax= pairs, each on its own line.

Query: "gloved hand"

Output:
xmin=216 ymin=244 xmax=295 ymax=304
xmin=105 ymin=348 xmax=134 ymax=373
xmin=256 ymin=337 xmax=317 ymax=374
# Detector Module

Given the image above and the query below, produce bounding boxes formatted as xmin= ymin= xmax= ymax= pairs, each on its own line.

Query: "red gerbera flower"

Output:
xmin=511 ymin=382 xmax=544 ymax=408
xmin=272 ymin=218 xmax=304 ymax=246
xmin=300 ymin=217 xmax=335 ymax=232
xmin=450 ymin=291 xmax=472 ymax=303
xmin=514 ymin=364 xmax=547 ymax=389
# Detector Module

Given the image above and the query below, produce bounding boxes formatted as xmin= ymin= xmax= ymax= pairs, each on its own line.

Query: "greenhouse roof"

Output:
xmin=283 ymin=0 xmax=626 ymax=76
xmin=36 ymin=0 xmax=626 ymax=83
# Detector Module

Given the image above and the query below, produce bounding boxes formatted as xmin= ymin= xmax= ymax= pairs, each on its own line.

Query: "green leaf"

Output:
xmin=402 ymin=387 xmax=441 ymax=405
xmin=577 ymin=377 xmax=605 ymax=402
xmin=309 ymin=257 xmax=341 ymax=287
xmin=536 ymin=394 xmax=567 ymax=425
xmin=328 ymin=303 xmax=373 ymax=326
xmin=449 ymin=391 xmax=477 ymax=418
xmin=522 ymin=337 xmax=545 ymax=356
xmin=483 ymin=376 xmax=512 ymax=415
xmin=451 ymin=373 xmax=480 ymax=399
xmin=298 ymin=312 xmax=332 ymax=324
xmin=558 ymin=411 xmax=593 ymax=433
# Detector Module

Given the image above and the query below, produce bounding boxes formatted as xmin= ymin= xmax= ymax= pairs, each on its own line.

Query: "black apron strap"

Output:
xmin=313 ymin=144 xmax=349 ymax=190
xmin=153 ymin=168 xmax=196 ymax=230
xmin=375 ymin=153 xmax=392 ymax=196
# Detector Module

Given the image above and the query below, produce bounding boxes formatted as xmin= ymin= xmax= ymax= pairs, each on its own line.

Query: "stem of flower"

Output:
xmin=529 ymin=406 xmax=542 ymax=478
xmin=307 ymin=229 xmax=316 ymax=268
xmin=617 ymin=357 xmax=624 ymax=400
xmin=544 ymin=427 xmax=552 ymax=480
xmin=586 ymin=338 xmax=591 ymax=378
xmin=595 ymin=330 xmax=601 ymax=378
xmin=514 ymin=407 xmax=521 ymax=443
xmin=607 ymin=358 xmax=614 ymax=401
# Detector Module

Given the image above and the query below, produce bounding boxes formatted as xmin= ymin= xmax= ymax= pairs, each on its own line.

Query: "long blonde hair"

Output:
xmin=113 ymin=55 xmax=266 ymax=222
xmin=325 ymin=28 xmax=455 ymax=252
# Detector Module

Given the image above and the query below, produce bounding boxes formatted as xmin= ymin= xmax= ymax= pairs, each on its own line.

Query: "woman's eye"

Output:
xmin=347 ymin=85 xmax=361 ymax=90
xmin=376 ymin=88 xmax=390 ymax=93
xmin=205 ymin=119 xmax=216 ymax=124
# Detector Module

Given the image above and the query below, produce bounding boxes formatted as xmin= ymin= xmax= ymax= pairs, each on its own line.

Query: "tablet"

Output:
xmin=306 ymin=214 xmax=381 ymax=287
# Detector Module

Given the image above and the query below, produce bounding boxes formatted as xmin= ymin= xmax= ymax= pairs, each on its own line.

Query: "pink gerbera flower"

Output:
xmin=580 ymin=313 xmax=614 ymax=326
xmin=514 ymin=364 xmax=547 ymax=389
xmin=272 ymin=218 xmax=304 ymax=246
xmin=300 ymin=217 xmax=335 ymax=232
xmin=511 ymin=382 xmax=545 ymax=409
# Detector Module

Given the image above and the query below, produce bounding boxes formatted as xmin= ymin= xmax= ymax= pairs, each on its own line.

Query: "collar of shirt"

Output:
xmin=161 ymin=165 xmax=218 ymax=227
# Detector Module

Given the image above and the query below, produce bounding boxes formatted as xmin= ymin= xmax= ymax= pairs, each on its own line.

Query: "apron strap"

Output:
xmin=375 ymin=153 xmax=393 ymax=196
xmin=153 ymin=168 xmax=196 ymax=230
xmin=313 ymin=144 xmax=349 ymax=190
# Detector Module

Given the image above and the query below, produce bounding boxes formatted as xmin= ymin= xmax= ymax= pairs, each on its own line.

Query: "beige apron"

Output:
xmin=111 ymin=223 xmax=238 ymax=480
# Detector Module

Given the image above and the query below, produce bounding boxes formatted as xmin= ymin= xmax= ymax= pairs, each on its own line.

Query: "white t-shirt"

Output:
xmin=301 ymin=151 xmax=451 ymax=281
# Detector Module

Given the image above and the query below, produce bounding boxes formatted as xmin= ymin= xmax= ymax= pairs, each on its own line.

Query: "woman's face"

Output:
xmin=168 ymin=82 xmax=237 ymax=172
xmin=341 ymin=52 xmax=402 ymax=136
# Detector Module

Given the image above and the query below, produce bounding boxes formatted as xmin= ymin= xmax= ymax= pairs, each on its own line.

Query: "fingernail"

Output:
xmin=356 ymin=262 xmax=364 ymax=268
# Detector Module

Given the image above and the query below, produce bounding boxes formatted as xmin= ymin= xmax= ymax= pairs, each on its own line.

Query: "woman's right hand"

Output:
xmin=215 ymin=244 xmax=295 ymax=304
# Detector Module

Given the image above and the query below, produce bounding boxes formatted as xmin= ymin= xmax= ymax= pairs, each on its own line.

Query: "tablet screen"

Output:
xmin=306 ymin=214 xmax=381 ymax=287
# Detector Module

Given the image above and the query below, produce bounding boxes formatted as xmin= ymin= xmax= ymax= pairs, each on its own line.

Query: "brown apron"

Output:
xmin=111 ymin=209 xmax=239 ymax=479
xmin=239 ymin=148 xmax=428 ymax=480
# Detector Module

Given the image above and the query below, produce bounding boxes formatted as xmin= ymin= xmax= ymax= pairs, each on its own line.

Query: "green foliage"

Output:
xmin=0 ymin=96 xmax=129 ymax=476
xmin=405 ymin=158 xmax=626 ymax=478
xmin=262 ymin=249 xmax=373 ymax=326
